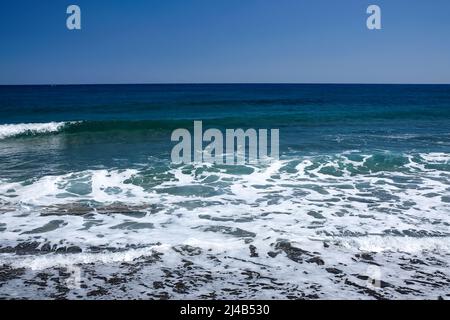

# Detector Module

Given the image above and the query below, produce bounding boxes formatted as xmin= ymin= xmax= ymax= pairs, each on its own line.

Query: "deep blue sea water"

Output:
xmin=0 ymin=84 xmax=449 ymax=299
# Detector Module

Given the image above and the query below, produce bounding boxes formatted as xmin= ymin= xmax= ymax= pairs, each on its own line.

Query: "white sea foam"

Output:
xmin=0 ymin=151 xmax=449 ymax=300
xmin=419 ymin=152 xmax=450 ymax=163
xmin=2 ymin=245 xmax=172 ymax=270
xmin=0 ymin=169 xmax=153 ymax=206
xmin=0 ymin=122 xmax=75 ymax=139
xmin=337 ymin=236 xmax=450 ymax=253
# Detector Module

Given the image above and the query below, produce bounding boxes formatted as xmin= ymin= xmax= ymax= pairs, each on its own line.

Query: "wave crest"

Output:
xmin=0 ymin=122 xmax=76 ymax=140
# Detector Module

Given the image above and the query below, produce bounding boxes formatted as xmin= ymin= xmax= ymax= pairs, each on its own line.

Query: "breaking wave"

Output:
xmin=0 ymin=122 xmax=78 ymax=140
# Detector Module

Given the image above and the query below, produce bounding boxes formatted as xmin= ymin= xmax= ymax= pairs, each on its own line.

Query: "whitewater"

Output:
xmin=0 ymin=150 xmax=449 ymax=299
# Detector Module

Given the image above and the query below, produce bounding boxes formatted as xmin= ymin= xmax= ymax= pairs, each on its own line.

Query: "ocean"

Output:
xmin=0 ymin=84 xmax=449 ymax=299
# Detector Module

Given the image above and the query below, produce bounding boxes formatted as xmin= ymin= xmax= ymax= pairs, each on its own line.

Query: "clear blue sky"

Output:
xmin=1 ymin=0 xmax=449 ymax=84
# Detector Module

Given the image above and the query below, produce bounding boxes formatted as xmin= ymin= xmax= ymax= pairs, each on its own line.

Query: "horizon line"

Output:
xmin=1 ymin=82 xmax=450 ymax=86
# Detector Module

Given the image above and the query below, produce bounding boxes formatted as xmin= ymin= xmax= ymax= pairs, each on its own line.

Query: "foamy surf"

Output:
xmin=0 ymin=148 xmax=449 ymax=299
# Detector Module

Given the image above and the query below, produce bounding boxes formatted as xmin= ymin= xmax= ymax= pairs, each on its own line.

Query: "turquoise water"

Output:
xmin=0 ymin=84 xmax=449 ymax=299
xmin=1 ymin=84 xmax=449 ymax=179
